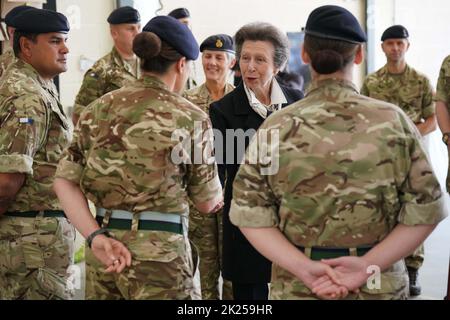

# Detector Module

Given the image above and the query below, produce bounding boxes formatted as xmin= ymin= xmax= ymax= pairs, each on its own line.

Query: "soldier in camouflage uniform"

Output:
xmin=183 ymin=34 xmax=235 ymax=300
xmin=72 ymin=6 xmax=141 ymax=124
xmin=54 ymin=16 xmax=223 ymax=300
xmin=0 ymin=8 xmax=74 ymax=300
xmin=229 ymin=5 xmax=447 ymax=300
xmin=361 ymin=25 xmax=436 ymax=296
xmin=436 ymin=56 xmax=450 ymax=302
xmin=0 ymin=6 xmax=34 ymax=78
xmin=436 ymin=55 xmax=450 ymax=192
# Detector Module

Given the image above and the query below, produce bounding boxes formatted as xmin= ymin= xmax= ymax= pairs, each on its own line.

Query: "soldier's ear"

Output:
xmin=175 ymin=57 xmax=187 ymax=74
xmin=301 ymin=44 xmax=310 ymax=64
xmin=354 ymin=45 xmax=364 ymax=65
xmin=19 ymin=36 xmax=33 ymax=59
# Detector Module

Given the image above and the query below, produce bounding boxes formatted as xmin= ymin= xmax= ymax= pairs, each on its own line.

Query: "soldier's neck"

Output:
xmin=311 ymin=68 xmax=353 ymax=83
xmin=115 ymin=45 xmax=135 ymax=61
xmin=18 ymin=56 xmax=55 ymax=82
xmin=386 ymin=61 xmax=406 ymax=74
xmin=205 ymin=80 xmax=226 ymax=101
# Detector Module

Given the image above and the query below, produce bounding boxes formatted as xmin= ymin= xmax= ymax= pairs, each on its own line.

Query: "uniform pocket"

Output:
xmin=0 ymin=239 xmax=26 ymax=274
xmin=127 ymin=231 xmax=185 ymax=263
xmin=359 ymin=261 xmax=409 ymax=299
xmin=34 ymin=267 xmax=72 ymax=300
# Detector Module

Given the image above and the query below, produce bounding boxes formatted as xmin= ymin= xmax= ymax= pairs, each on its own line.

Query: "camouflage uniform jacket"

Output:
xmin=0 ymin=60 xmax=72 ymax=211
xmin=230 ymin=78 xmax=446 ymax=299
xmin=183 ymin=82 xmax=235 ymax=113
xmin=436 ymin=55 xmax=450 ymax=192
xmin=73 ymin=47 xmax=141 ymax=120
xmin=0 ymin=48 xmax=15 ymax=79
xmin=361 ymin=64 xmax=435 ymax=123
xmin=436 ymin=55 xmax=450 ymax=110
xmin=56 ymin=75 xmax=222 ymax=215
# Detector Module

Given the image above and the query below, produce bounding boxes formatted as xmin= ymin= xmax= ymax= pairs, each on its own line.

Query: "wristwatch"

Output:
xmin=443 ymin=132 xmax=450 ymax=145
xmin=86 ymin=228 xmax=111 ymax=248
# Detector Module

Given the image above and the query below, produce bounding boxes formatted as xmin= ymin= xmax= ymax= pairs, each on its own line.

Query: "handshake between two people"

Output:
xmin=301 ymin=256 xmax=374 ymax=300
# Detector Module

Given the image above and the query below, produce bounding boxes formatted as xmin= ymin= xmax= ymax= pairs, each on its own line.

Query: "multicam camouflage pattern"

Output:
xmin=85 ymin=220 xmax=199 ymax=300
xmin=184 ymin=83 xmax=235 ymax=113
xmin=230 ymin=79 xmax=446 ymax=300
xmin=183 ymin=82 xmax=234 ymax=300
xmin=0 ymin=216 xmax=75 ymax=300
xmin=73 ymin=47 xmax=141 ymax=121
xmin=436 ymin=55 xmax=450 ymax=192
xmin=56 ymin=75 xmax=222 ymax=299
xmin=361 ymin=64 xmax=433 ymax=270
xmin=0 ymin=48 xmax=15 ymax=78
xmin=0 ymin=60 xmax=74 ymax=300
xmin=0 ymin=60 xmax=72 ymax=211
xmin=361 ymin=64 xmax=435 ymax=124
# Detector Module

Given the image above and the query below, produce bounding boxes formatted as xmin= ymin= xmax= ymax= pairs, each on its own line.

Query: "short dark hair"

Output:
xmin=13 ymin=31 xmax=38 ymax=56
xmin=303 ymin=34 xmax=359 ymax=74
xmin=234 ymin=22 xmax=289 ymax=69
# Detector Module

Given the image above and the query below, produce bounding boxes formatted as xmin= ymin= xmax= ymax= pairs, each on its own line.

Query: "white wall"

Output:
xmin=158 ymin=0 xmax=366 ymax=87
xmin=57 ymin=0 xmax=115 ymax=110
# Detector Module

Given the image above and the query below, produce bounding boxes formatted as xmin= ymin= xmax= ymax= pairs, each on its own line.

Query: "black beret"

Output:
xmin=200 ymin=34 xmax=234 ymax=54
xmin=143 ymin=16 xmax=199 ymax=60
xmin=305 ymin=5 xmax=367 ymax=44
xmin=5 ymin=5 xmax=34 ymax=27
xmin=168 ymin=8 xmax=190 ymax=20
xmin=14 ymin=8 xmax=70 ymax=34
xmin=381 ymin=25 xmax=409 ymax=41
xmin=107 ymin=6 xmax=140 ymax=25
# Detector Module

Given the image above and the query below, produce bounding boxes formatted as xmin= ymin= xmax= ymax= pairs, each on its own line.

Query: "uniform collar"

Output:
xmin=15 ymin=59 xmax=58 ymax=93
xmin=380 ymin=63 xmax=410 ymax=77
xmin=306 ymin=78 xmax=359 ymax=97
xmin=111 ymin=46 xmax=140 ymax=77
xmin=197 ymin=82 xmax=234 ymax=99
xmin=140 ymin=74 xmax=170 ymax=91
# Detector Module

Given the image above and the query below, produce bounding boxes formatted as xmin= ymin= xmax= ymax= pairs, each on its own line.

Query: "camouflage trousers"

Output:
xmin=270 ymin=260 xmax=409 ymax=300
xmin=85 ymin=225 xmax=200 ymax=300
xmin=0 ymin=215 xmax=75 ymax=300
xmin=405 ymin=244 xmax=424 ymax=270
xmin=189 ymin=206 xmax=233 ymax=300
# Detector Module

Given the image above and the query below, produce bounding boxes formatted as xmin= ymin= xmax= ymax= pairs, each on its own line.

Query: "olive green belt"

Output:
xmin=5 ymin=210 xmax=66 ymax=219
xmin=96 ymin=208 xmax=183 ymax=235
xmin=297 ymin=245 xmax=373 ymax=261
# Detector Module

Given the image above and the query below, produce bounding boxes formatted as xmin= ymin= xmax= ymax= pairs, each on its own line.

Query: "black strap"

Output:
xmin=86 ymin=228 xmax=111 ymax=249
xmin=5 ymin=210 xmax=66 ymax=219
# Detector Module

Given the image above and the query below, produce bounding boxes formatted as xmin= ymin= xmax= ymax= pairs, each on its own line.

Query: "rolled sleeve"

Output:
xmin=188 ymin=174 xmax=222 ymax=204
xmin=55 ymin=158 xmax=83 ymax=184
xmin=230 ymin=200 xmax=279 ymax=228
xmin=0 ymin=154 xmax=33 ymax=174
xmin=398 ymin=197 xmax=447 ymax=225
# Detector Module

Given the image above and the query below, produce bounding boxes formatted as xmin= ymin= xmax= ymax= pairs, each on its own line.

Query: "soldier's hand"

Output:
xmin=319 ymin=256 xmax=371 ymax=293
xmin=300 ymin=260 xmax=348 ymax=300
xmin=91 ymin=235 xmax=132 ymax=273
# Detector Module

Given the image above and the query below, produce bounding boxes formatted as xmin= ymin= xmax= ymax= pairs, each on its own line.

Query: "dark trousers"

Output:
xmin=232 ymin=282 xmax=269 ymax=300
